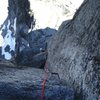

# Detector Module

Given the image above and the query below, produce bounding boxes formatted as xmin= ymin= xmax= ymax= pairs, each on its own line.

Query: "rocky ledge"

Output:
xmin=0 ymin=62 xmax=75 ymax=100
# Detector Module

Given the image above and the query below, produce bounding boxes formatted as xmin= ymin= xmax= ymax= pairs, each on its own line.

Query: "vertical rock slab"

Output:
xmin=47 ymin=0 xmax=100 ymax=99
xmin=0 ymin=0 xmax=34 ymax=61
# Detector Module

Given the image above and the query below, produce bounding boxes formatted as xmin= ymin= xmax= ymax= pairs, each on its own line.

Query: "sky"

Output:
xmin=0 ymin=0 xmax=8 ymax=26
xmin=0 ymin=0 xmax=8 ymax=46
xmin=0 ymin=0 xmax=84 ymax=28
xmin=29 ymin=0 xmax=84 ymax=29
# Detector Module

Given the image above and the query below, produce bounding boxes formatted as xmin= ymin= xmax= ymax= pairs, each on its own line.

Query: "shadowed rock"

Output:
xmin=0 ymin=64 xmax=75 ymax=100
xmin=15 ymin=27 xmax=57 ymax=68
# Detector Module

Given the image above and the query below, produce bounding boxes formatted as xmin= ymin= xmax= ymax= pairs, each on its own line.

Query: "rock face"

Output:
xmin=47 ymin=0 xmax=100 ymax=100
xmin=0 ymin=0 xmax=34 ymax=61
xmin=0 ymin=65 xmax=75 ymax=100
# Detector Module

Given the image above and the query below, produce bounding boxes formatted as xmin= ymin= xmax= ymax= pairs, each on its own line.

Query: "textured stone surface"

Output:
xmin=0 ymin=0 xmax=34 ymax=60
xmin=15 ymin=27 xmax=56 ymax=67
xmin=27 ymin=27 xmax=57 ymax=53
xmin=0 ymin=64 xmax=75 ymax=100
xmin=47 ymin=0 xmax=100 ymax=100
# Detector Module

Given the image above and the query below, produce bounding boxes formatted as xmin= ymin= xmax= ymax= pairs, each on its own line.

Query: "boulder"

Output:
xmin=27 ymin=27 xmax=57 ymax=53
xmin=0 ymin=64 xmax=75 ymax=100
xmin=15 ymin=27 xmax=56 ymax=68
